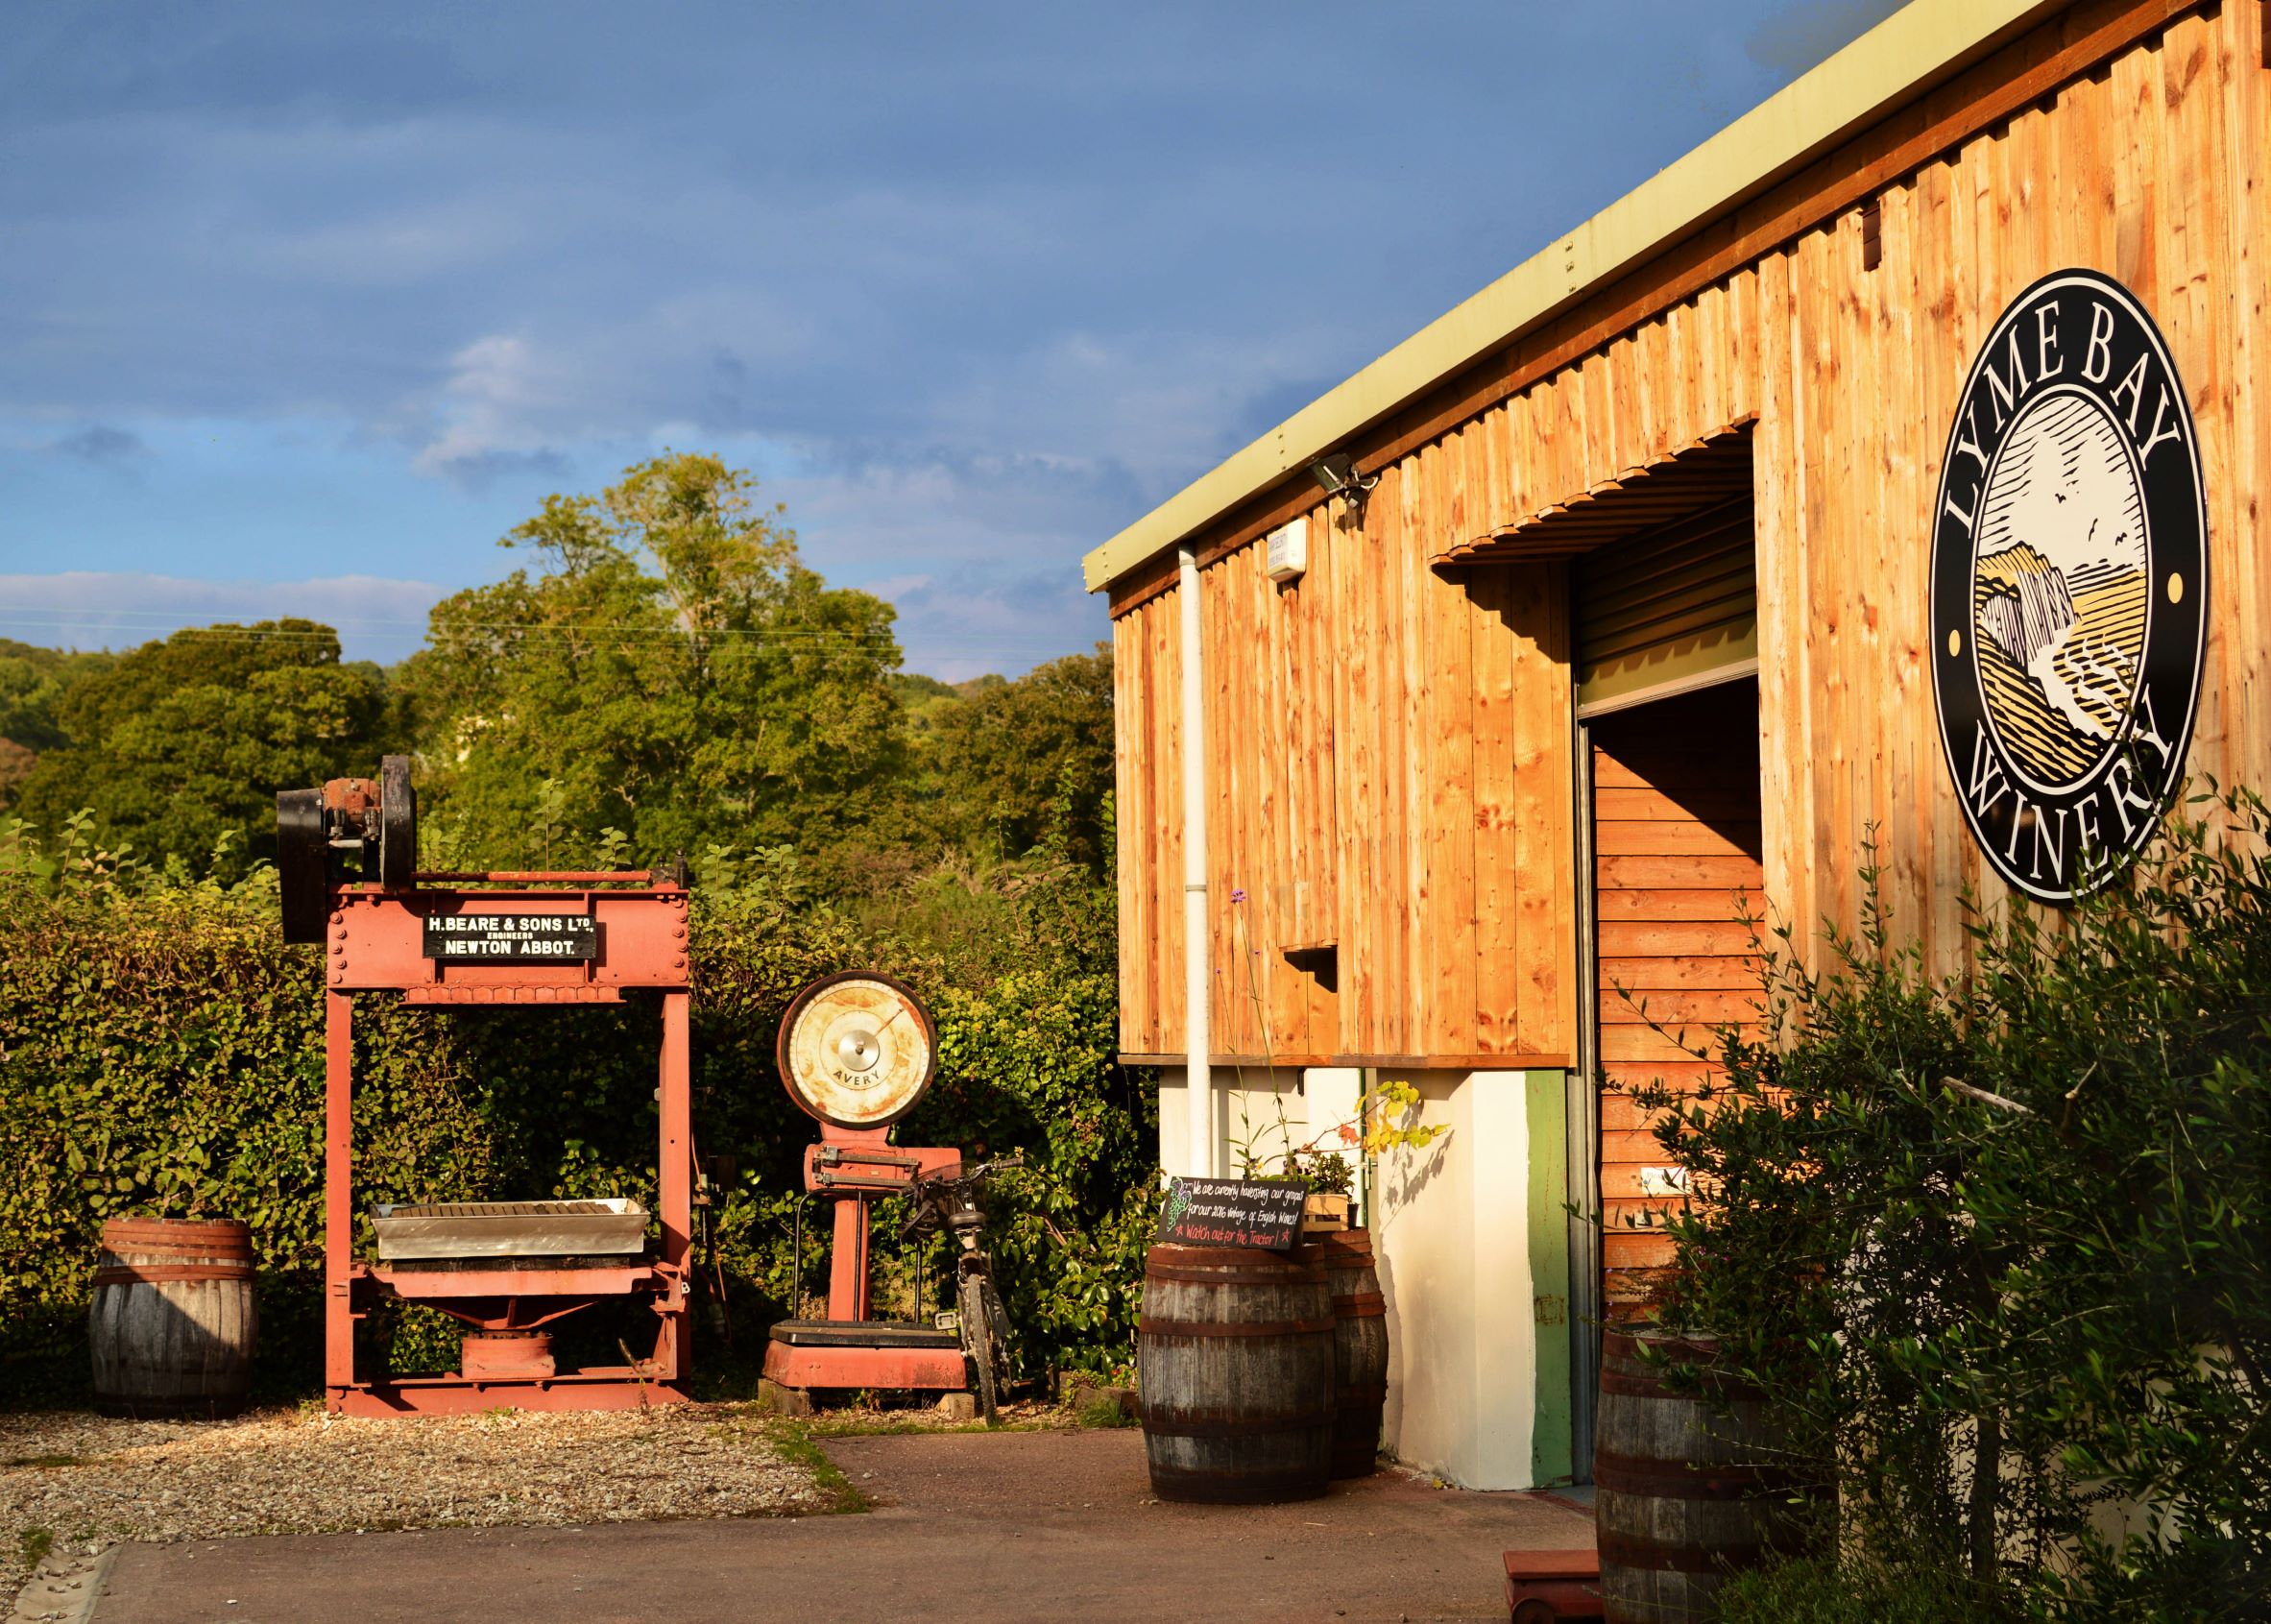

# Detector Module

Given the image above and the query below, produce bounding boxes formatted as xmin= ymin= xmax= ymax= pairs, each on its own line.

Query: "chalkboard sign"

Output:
xmin=423 ymin=913 xmax=597 ymax=964
xmin=1156 ymin=1177 xmax=1306 ymax=1250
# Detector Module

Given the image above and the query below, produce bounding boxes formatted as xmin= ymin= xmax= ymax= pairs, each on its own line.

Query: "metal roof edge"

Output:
xmin=1081 ymin=0 xmax=2069 ymax=594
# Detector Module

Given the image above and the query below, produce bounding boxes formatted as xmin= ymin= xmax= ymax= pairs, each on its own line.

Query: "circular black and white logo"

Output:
xmin=1930 ymin=269 xmax=2207 ymax=903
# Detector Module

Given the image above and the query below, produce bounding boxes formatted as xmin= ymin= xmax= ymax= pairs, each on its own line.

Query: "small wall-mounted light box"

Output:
xmin=1264 ymin=518 xmax=1308 ymax=583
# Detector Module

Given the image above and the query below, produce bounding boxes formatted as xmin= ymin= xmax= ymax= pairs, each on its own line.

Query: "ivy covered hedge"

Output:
xmin=0 ymin=833 xmax=1156 ymax=1404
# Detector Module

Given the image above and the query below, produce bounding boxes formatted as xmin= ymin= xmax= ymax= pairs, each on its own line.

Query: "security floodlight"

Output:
xmin=1309 ymin=451 xmax=1377 ymax=504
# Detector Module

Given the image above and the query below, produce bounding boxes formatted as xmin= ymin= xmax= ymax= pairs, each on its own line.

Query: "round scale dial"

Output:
xmin=776 ymin=971 xmax=936 ymax=1128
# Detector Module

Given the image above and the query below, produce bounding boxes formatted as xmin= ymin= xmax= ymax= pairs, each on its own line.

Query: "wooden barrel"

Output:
xmin=1595 ymin=1325 xmax=1801 ymax=1623
xmin=1138 ymin=1244 xmax=1335 ymax=1503
xmin=88 ymin=1218 xmax=256 ymax=1418
xmin=1296 ymin=1229 xmax=1387 ymax=1478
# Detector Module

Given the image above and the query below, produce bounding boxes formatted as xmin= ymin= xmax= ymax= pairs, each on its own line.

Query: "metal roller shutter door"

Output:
xmin=1573 ymin=499 xmax=1757 ymax=718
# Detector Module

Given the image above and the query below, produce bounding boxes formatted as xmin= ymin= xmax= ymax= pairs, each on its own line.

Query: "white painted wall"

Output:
xmin=1156 ymin=1065 xmax=1192 ymax=1177
xmin=1372 ymin=1070 xmax=1545 ymax=1490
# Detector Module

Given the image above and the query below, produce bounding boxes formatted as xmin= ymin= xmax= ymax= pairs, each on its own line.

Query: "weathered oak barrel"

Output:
xmin=1138 ymin=1244 xmax=1335 ymax=1503
xmin=1595 ymin=1325 xmax=1800 ymax=1624
xmin=88 ymin=1218 xmax=257 ymax=1418
xmin=1296 ymin=1228 xmax=1388 ymax=1478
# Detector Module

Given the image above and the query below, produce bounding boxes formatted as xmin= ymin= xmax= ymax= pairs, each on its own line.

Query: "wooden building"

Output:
xmin=1084 ymin=0 xmax=2265 ymax=1489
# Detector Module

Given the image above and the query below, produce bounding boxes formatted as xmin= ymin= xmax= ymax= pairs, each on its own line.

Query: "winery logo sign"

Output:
xmin=1930 ymin=269 xmax=2207 ymax=903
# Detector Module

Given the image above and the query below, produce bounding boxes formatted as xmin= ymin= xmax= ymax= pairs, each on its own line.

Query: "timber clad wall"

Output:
xmin=1112 ymin=497 xmax=1577 ymax=1064
xmin=1115 ymin=3 xmax=2268 ymax=1071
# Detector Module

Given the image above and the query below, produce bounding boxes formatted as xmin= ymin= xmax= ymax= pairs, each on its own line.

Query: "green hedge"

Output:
xmin=0 ymin=848 xmax=1156 ymax=1405
xmin=1631 ymin=792 xmax=2271 ymax=1620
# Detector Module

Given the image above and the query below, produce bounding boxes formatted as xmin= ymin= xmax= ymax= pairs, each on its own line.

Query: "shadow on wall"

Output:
xmin=1585 ymin=681 xmax=1764 ymax=862
xmin=1372 ymin=1126 xmax=1453 ymax=1462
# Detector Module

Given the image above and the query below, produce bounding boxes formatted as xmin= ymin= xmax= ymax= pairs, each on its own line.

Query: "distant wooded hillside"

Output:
xmin=0 ymin=453 xmax=1112 ymax=909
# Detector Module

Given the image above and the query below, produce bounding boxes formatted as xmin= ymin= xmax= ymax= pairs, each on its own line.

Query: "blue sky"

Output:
xmin=0 ymin=0 xmax=1898 ymax=680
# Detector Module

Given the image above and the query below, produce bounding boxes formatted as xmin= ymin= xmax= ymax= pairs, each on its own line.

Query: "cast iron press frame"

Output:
xmin=318 ymin=869 xmax=693 ymax=1416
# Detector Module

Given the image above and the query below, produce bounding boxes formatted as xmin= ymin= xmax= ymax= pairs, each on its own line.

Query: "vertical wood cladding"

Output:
xmin=1589 ymin=683 xmax=1765 ymax=1317
xmin=1113 ymin=4 xmax=2267 ymax=1056
xmin=1110 ymin=506 xmax=1575 ymax=1061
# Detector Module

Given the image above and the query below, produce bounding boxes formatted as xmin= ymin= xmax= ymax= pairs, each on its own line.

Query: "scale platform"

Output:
xmin=372 ymin=1199 xmax=648 ymax=1261
xmin=769 ymin=1319 xmax=959 ymax=1349
xmin=763 ymin=1319 xmax=967 ymax=1390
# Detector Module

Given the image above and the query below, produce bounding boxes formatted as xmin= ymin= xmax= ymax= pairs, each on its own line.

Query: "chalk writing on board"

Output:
xmin=1156 ymin=1176 xmax=1306 ymax=1250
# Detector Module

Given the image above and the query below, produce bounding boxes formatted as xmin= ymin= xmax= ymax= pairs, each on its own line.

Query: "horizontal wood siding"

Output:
xmin=1590 ymin=684 xmax=1764 ymax=1317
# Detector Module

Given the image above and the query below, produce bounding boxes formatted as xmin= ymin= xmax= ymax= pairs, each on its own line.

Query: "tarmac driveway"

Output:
xmin=87 ymin=1428 xmax=1594 ymax=1624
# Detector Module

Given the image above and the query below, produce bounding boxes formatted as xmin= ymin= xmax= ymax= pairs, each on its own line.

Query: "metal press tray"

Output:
xmin=371 ymin=1199 xmax=649 ymax=1261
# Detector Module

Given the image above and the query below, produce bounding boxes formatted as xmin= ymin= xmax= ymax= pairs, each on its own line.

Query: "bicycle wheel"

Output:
xmin=958 ymin=1272 xmax=1001 ymax=1424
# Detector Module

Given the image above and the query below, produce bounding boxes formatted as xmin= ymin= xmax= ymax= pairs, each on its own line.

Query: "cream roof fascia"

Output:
xmin=1081 ymin=0 xmax=2069 ymax=594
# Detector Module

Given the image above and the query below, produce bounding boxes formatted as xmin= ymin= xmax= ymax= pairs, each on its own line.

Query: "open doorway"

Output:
xmin=1565 ymin=678 xmax=1763 ymax=1485
xmin=1587 ymin=678 xmax=1764 ymax=1315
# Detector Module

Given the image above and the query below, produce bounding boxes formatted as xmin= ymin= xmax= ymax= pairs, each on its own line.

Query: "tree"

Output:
xmin=928 ymin=644 xmax=1113 ymax=871
xmin=0 ymin=641 xmax=115 ymax=809
xmin=11 ymin=621 xmax=398 ymax=875
xmin=401 ymin=452 xmax=907 ymax=870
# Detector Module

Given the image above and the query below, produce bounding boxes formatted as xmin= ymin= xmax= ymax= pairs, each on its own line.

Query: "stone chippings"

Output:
xmin=1 ymin=1403 xmax=825 ymax=1602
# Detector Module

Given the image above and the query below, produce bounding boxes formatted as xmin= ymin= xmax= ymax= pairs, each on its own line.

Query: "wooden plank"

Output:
xmin=1225 ymin=546 xmax=1271 ymax=1056
xmin=1253 ymin=546 xmax=1292 ymax=1056
xmin=1594 ymin=787 xmax=1763 ymax=822
xmin=1907 ymin=148 xmax=1963 ymax=979
xmin=1593 ymin=887 xmax=1770 ymax=922
xmin=1510 ymin=563 xmax=1571 ymax=1054
xmin=2218 ymin=0 xmax=2269 ymax=802
xmin=1592 ymin=752 xmax=1764 ymax=791
xmin=1601 ymin=1126 xmax=1675 ymax=1164
xmin=1389 ymin=460 xmax=1426 ymax=1055
xmin=1596 ymin=852 xmax=1768 ymax=891
xmin=1262 ymin=545 xmax=1306 ymax=1056
xmin=1597 ymin=989 xmax=1763 ymax=1027
xmin=1602 ymin=1059 xmax=1722 ymax=1094
xmin=1338 ymin=489 xmax=1376 ymax=1054
xmin=1155 ymin=590 xmax=1186 ymax=1051
xmin=1597 ymin=919 xmax=1762 ymax=957
xmin=1305 ymin=514 xmax=1343 ymax=1050
xmin=1470 ymin=569 xmax=1522 ymax=1054
xmin=1278 ymin=544 xmax=1315 ymax=1053
xmin=1590 ymin=819 xmax=1761 ymax=860
xmin=1599 ymin=1030 xmax=1749 ymax=1070
xmin=1598 ymin=957 xmax=1763 ymax=993
xmin=1201 ymin=558 xmax=1235 ymax=1054
xmin=1112 ymin=611 xmax=1138 ymax=1048
xmin=1599 ymin=1094 xmax=1679 ymax=1133
xmin=2154 ymin=15 xmax=2227 ymax=780
xmin=1601 ymin=1231 xmax=1677 ymax=1271
xmin=1426 ymin=526 xmax=1479 ymax=1056
xmin=1751 ymin=243 xmax=1810 ymax=957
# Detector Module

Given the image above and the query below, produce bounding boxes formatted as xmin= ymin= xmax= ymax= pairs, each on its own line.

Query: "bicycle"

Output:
xmin=900 ymin=1155 xmax=1019 ymax=1423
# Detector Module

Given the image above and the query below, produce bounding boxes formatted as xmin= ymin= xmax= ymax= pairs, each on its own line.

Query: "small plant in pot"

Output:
xmin=1287 ymin=1151 xmax=1353 ymax=1231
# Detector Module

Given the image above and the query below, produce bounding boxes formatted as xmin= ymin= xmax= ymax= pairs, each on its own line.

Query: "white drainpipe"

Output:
xmin=1178 ymin=545 xmax=1214 ymax=1178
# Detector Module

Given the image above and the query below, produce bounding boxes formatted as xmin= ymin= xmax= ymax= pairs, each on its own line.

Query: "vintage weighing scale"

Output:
xmin=278 ymin=758 xmax=697 ymax=1416
xmin=759 ymin=971 xmax=973 ymax=1407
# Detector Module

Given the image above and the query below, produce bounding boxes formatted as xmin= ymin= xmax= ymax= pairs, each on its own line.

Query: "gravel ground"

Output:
xmin=0 ymin=1403 xmax=826 ymax=1605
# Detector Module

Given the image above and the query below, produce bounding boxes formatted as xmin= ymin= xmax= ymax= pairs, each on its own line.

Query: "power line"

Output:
xmin=0 ymin=610 xmax=1087 ymax=657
